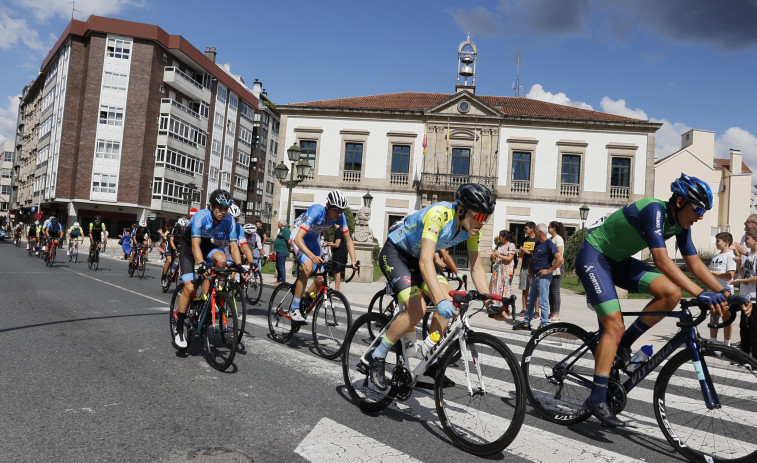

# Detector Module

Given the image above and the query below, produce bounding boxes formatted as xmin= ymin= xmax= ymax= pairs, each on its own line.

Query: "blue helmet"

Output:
xmin=670 ymin=173 xmax=713 ymax=211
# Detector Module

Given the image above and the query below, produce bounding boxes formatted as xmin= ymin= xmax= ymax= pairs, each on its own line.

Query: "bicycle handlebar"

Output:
xmin=311 ymin=260 xmax=360 ymax=283
xmin=678 ymin=295 xmax=750 ymax=329
xmin=449 ymin=290 xmax=518 ymax=316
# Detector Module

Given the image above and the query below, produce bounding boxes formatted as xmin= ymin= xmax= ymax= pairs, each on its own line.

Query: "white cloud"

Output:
xmin=18 ymin=0 xmax=147 ymax=22
xmin=599 ymin=96 xmax=648 ymax=120
xmin=525 ymin=84 xmax=593 ymax=110
xmin=650 ymin=117 xmax=691 ymax=159
xmin=0 ymin=12 xmax=45 ymax=51
xmin=0 ymin=94 xmax=21 ymax=145
xmin=715 ymin=127 xmax=757 ymax=178
xmin=450 ymin=6 xmax=500 ymax=37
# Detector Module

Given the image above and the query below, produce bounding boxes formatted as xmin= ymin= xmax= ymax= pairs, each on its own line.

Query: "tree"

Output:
xmin=563 ymin=228 xmax=588 ymax=274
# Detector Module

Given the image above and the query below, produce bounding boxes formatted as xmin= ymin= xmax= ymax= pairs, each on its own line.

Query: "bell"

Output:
xmin=459 ymin=65 xmax=473 ymax=77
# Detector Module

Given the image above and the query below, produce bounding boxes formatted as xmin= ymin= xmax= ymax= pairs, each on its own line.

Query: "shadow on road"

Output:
xmin=0 ymin=311 xmax=164 ymax=334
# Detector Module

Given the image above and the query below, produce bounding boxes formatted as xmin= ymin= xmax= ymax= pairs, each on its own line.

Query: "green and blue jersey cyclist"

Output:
xmin=369 ymin=183 xmax=497 ymax=390
xmin=67 ymin=222 xmax=84 ymax=256
xmin=88 ymin=215 xmax=107 ymax=260
xmin=172 ymin=189 xmax=245 ymax=348
xmin=576 ymin=173 xmax=753 ymax=427
xmin=288 ymin=190 xmax=359 ymax=322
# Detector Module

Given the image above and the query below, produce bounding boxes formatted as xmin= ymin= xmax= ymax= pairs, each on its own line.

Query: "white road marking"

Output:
xmin=60 ymin=267 xmax=168 ymax=305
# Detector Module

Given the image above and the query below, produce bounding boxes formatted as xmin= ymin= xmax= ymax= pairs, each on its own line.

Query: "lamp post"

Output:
xmin=579 ymin=204 xmax=589 ymax=231
xmin=362 ymin=192 xmax=373 ymax=208
xmin=275 ymin=144 xmax=312 ymax=225
xmin=183 ymin=182 xmax=200 ymax=216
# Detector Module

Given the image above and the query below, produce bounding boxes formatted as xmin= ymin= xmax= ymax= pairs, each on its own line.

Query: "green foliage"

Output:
xmin=262 ymin=99 xmax=280 ymax=116
xmin=324 ymin=207 xmax=355 ymax=241
xmin=563 ymin=228 xmax=588 ymax=274
xmin=372 ymin=237 xmax=380 ymax=265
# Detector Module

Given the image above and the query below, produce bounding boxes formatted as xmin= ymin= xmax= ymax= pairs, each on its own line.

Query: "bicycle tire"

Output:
xmin=204 ymin=290 xmax=238 ymax=371
xmin=161 ymin=273 xmax=171 ymax=293
xmin=68 ymin=247 xmax=73 ymax=262
xmin=92 ymin=249 xmax=99 ymax=271
xmin=436 ymin=332 xmax=527 ymax=456
xmin=341 ymin=312 xmax=396 ymax=412
xmin=246 ymin=270 xmax=263 ymax=305
xmin=521 ymin=322 xmax=595 ymax=425
xmin=267 ymin=282 xmax=295 ymax=343
xmin=366 ymin=288 xmax=398 ymax=340
xmin=28 ymin=243 xmax=33 ymax=257
xmin=654 ymin=344 xmax=757 ymax=463
xmin=73 ymin=245 xmax=78 ymax=263
xmin=128 ymin=259 xmax=135 ymax=276
xmin=311 ymin=290 xmax=352 ymax=360
xmin=225 ymin=283 xmax=247 ymax=345
xmin=169 ymin=284 xmax=193 ymax=352
xmin=137 ymin=259 xmax=146 ymax=279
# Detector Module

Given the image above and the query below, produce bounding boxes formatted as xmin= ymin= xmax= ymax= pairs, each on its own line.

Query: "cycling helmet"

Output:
xmin=209 ymin=189 xmax=233 ymax=208
xmin=94 ymin=215 xmax=102 ymax=222
xmin=18 ymin=222 xmax=23 ymax=226
xmin=177 ymin=218 xmax=189 ymax=228
xmin=51 ymin=217 xmax=59 ymax=224
xmin=455 ymin=183 xmax=495 ymax=214
xmin=35 ymin=220 xmax=39 ymax=225
xmin=326 ymin=190 xmax=349 ymax=209
xmin=73 ymin=222 xmax=80 ymax=228
xmin=139 ymin=220 xmax=147 ymax=227
xmin=243 ymin=223 xmax=256 ymax=234
xmin=228 ymin=204 xmax=241 ymax=218
xmin=670 ymin=173 xmax=713 ymax=211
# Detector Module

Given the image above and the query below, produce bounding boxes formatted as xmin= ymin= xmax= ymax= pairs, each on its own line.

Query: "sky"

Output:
xmin=1 ymin=0 xmax=757 ymax=184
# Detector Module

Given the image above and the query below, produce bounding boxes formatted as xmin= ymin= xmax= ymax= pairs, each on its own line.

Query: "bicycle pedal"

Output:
xmin=415 ymin=381 xmax=435 ymax=390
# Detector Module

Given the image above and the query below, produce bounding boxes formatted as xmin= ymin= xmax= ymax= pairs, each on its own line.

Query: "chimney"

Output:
xmin=252 ymin=79 xmax=262 ymax=99
xmin=730 ymin=149 xmax=742 ymax=174
xmin=204 ymin=47 xmax=217 ymax=63
xmin=262 ymin=88 xmax=267 ymax=99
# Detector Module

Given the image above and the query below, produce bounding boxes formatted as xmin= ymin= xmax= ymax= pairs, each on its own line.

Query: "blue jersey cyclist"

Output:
xmin=288 ymin=190 xmax=359 ymax=322
xmin=172 ymin=189 xmax=244 ymax=348
xmin=576 ymin=173 xmax=752 ymax=428
xmin=44 ymin=217 xmax=64 ymax=244
xmin=369 ymin=183 xmax=496 ymax=391
xmin=67 ymin=222 xmax=84 ymax=256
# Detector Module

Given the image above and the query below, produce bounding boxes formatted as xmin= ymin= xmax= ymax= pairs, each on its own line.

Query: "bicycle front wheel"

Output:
xmin=92 ymin=250 xmax=99 ymax=270
xmin=204 ymin=291 xmax=238 ymax=372
xmin=169 ymin=284 xmax=193 ymax=352
xmin=73 ymin=245 xmax=78 ymax=263
xmin=311 ymin=290 xmax=352 ymax=360
xmin=246 ymin=270 xmax=263 ymax=305
xmin=267 ymin=283 xmax=295 ymax=343
xmin=137 ymin=259 xmax=146 ymax=279
xmin=521 ymin=322 xmax=595 ymax=425
xmin=225 ymin=283 xmax=247 ymax=345
xmin=436 ymin=332 xmax=526 ymax=456
xmin=341 ymin=312 xmax=396 ymax=412
xmin=654 ymin=345 xmax=757 ymax=463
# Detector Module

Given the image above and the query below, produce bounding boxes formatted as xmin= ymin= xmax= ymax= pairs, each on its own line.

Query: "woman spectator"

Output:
xmin=548 ymin=221 xmax=567 ymax=322
xmin=120 ymin=228 xmax=132 ymax=260
xmin=488 ymin=229 xmax=516 ymax=299
xmin=324 ymin=224 xmax=349 ymax=291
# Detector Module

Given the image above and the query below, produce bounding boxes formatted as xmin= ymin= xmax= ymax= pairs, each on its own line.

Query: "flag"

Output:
xmin=422 ymin=131 xmax=427 ymax=156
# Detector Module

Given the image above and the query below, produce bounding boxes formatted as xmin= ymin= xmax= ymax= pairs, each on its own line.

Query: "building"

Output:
xmin=654 ymin=129 xmax=752 ymax=256
xmin=1 ymin=140 xmax=14 ymax=226
xmin=274 ymin=36 xmax=661 ymax=267
xmin=11 ymin=15 xmax=258 ymax=236
xmin=248 ymin=79 xmax=279 ymax=237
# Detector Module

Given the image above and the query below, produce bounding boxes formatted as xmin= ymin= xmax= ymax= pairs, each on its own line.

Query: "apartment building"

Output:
xmin=1 ymin=140 xmax=13 ymax=225
xmin=11 ymin=15 xmax=258 ymax=235
xmin=248 ymin=79 xmax=279 ymax=236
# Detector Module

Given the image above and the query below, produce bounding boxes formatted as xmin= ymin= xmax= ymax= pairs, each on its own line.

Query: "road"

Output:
xmin=0 ymin=240 xmax=702 ymax=462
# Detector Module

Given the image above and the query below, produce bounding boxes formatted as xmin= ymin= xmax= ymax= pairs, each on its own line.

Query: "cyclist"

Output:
xmin=369 ymin=183 xmax=496 ymax=390
xmin=27 ymin=221 xmax=39 ymax=254
xmin=224 ymin=204 xmax=255 ymax=278
xmin=288 ymin=190 xmax=359 ymax=322
xmin=67 ymin=222 xmax=84 ymax=256
xmin=88 ymin=216 xmax=107 ymax=261
xmin=12 ymin=222 xmax=23 ymax=244
xmin=173 ymin=189 xmax=244 ymax=348
xmin=129 ymin=220 xmax=152 ymax=271
xmin=576 ymin=173 xmax=749 ymax=428
xmin=161 ymin=218 xmax=187 ymax=284
xmin=44 ymin=217 xmax=64 ymax=255
xmin=244 ymin=224 xmax=264 ymax=267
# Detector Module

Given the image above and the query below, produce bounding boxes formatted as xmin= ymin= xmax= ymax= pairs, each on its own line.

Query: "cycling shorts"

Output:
xmin=91 ymin=233 xmax=104 ymax=243
xmin=177 ymin=239 xmax=226 ymax=283
xmin=378 ymin=240 xmax=449 ymax=304
xmin=575 ymin=241 xmax=663 ymax=317
xmin=293 ymin=236 xmax=325 ymax=272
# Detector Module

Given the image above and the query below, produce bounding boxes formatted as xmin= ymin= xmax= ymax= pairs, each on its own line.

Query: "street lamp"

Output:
xmin=362 ymin=191 xmax=373 ymax=208
xmin=275 ymin=143 xmax=312 ymax=225
xmin=183 ymin=182 xmax=196 ymax=216
xmin=579 ymin=204 xmax=589 ymax=230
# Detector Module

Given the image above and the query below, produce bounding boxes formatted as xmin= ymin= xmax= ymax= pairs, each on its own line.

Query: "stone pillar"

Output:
xmin=353 ymin=241 xmax=375 ymax=283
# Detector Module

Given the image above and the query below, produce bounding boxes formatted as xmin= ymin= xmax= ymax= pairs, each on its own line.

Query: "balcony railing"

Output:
xmin=390 ymin=173 xmax=408 ymax=185
xmin=343 ymin=170 xmax=361 ymax=182
xmin=610 ymin=186 xmax=630 ymax=199
xmin=419 ymin=173 xmax=496 ymax=192
xmin=161 ymin=98 xmax=201 ymax=120
xmin=560 ymin=183 xmax=579 ymax=196
xmin=510 ymin=180 xmax=530 ymax=193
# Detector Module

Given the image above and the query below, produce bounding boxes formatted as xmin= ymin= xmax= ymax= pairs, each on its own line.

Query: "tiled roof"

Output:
xmin=714 ymin=158 xmax=753 ymax=174
xmin=288 ymin=92 xmax=647 ymax=123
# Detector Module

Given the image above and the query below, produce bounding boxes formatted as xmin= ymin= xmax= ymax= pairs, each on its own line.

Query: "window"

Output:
xmin=451 ymin=148 xmax=470 ymax=175
xmin=238 ymin=127 xmax=253 ymax=147
xmin=300 ymin=140 xmax=317 ymax=169
xmin=95 ymin=140 xmax=121 ymax=160
xmin=3 ymin=151 xmax=12 ymax=161
xmin=1 ymin=168 xmax=11 ymax=178
xmin=236 ymin=150 xmax=250 ymax=168
xmin=0 ymin=202 xmax=7 ymax=211
xmin=344 ymin=143 xmax=362 ymax=171
xmin=162 ymin=53 xmax=168 ymax=63
xmin=106 ymin=38 xmax=131 ymax=59
xmin=229 ymin=94 xmax=238 ymax=110
xmin=154 ymin=146 xmax=204 ymax=176
xmin=102 ymin=72 xmax=128 ymax=90
xmin=92 ymin=173 xmax=117 ymax=193
xmin=99 ymin=105 xmax=124 ymax=126
xmin=151 ymin=178 xmax=192 ymax=203
xmin=561 ymin=154 xmax=580 ymax=185
xmin=1 ymin=186 xmax=9 ymax=195
xmin=216 ymin=86 xmax=227 ymax=104
xmin=234 ymin=175 xmax=247 ymax=192
xmin=610 ymin=158 xmax=631 ymax=187
xmin=512 ymin=151 xmax=531 ymax=181
xmin=391 ymin=145 xmax=410 ymax=174
xmin=223 ymin=145 xmax=233 ymax=162
xmin=158 ymin=114 xmax=207 ymax=147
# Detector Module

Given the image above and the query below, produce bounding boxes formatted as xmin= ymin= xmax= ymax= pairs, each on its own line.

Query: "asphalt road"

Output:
xmin=0 ymin=240 xmax=696 ymax=462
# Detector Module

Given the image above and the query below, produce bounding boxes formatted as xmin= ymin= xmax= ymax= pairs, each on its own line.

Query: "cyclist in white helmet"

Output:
xmin=129 ymin=219 xmax=152 ymax=271
xmin=288 ymin=189 xmax=359 ymax=322
xmin=161 ymin=218 xmax=188 ymax=284
xmin=67 ymin=221 xmax=84 ymax=256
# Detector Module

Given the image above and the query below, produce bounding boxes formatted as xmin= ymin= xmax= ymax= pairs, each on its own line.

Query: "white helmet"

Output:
xmin=139 ymin=220 xmax=147 ymax=227
xmin=19 ymin=222 xmax=23 ymax=226
xmin=326 ymin=190 xmax=349 ymax=209
xmin=243 ymin=223 xmax=256 ymax=234
xmin=177 ymin=218 xmax=189 ymax=227
xmin=228 ymin=204 xmax=241 ymax=218
xmin=73 ymin=222 xmax=80 ymax=228
xmin=35 ymin=220 xmax=39 ymax=225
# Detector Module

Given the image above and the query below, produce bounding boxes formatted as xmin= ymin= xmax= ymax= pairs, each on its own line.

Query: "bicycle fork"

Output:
xmin=684 ymin=333 xmax=721 ymax=410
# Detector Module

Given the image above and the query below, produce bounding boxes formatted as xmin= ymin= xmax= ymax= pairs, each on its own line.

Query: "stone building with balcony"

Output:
xmin=10 ymin=15 xmax=258 ymax=235
xmin=274 ymin=36 xmax=661 ymax=267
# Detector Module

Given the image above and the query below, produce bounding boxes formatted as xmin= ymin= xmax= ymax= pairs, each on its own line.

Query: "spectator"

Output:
xmin=708 ymin=232 xmax=736 ymax=346
xmin=273 ymin=219 xmax=291 ymax=285
xmin=734 ymin=214 xmax=757 ymax=256
xmin=488 ymin=230 xmax=516 ymax=300
xmin=548 ymin=221 xmax=567 ymax=322
xmin=325 ymin=224 xmax=349 ymax=291
xmin=730 ymin=228 xmax=757 ymax=358
xmin=517 ymin=222 xmax=537 ymax=317
xmin=120 ymin=228 xmax=132 ymax=260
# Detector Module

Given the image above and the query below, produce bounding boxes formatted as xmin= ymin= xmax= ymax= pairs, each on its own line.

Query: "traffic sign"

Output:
xmin=34 ymin=212 xmax=42 ymax=220
xmin=30 ymin=206 xmax=37 ymax=212
xmin=189 ymin=208 xmax=198 ymax=218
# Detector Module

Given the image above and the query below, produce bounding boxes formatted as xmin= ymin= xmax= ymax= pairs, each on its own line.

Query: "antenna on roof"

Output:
xmin=68 ymin=1 xmax=80 ymax=19
xmin=512 ymin=55 xmax=523 ymax=97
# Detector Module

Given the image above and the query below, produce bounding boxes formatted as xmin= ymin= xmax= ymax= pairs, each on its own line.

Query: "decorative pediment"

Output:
xmin=424 ymin=91 xmax=501 ymax=118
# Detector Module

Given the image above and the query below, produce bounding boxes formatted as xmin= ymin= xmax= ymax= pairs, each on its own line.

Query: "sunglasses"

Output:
xmin=693 ymin=206 xmax=706 ymax=215
xmin=473 ymin=213 xmax=490 ymax=224
xmin=330 ymin=206 xmax=344 ymax=214
xmin=217 ymin=199 xmax=233 ymax=207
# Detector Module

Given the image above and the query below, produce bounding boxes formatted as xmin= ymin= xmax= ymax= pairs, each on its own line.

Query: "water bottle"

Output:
xmin=419 ymin=331 xmax=441 ymax=358
xmin=626 ymin=345 xmax=653 ymax=373
xmin=401 ymin=328 xmax=417 ymax=358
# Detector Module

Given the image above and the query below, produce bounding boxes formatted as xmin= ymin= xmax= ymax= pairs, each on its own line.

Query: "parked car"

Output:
xmin=0 ymin=229 xmax=5 ymax=240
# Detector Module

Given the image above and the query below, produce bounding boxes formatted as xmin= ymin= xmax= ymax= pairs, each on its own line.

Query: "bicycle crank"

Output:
xmin=606 ymin=377 xmax=627 ymax=415
xmin=390 ymin=366 xmax=413 ymax=401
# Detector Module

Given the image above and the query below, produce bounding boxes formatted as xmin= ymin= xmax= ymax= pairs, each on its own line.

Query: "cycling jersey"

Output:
xmin=45 ymin=223 xmax=63 ymax=235
xmin=68 ymin=226 xmax=84 ymax=237
xmin=27 ymin=226 xmax=38 ymax=237
xmin=90 ymin=222 xmax=106 ymax=231
xmin=290 ymin=204 xmax=348 ymax=263
xmin=132 ymin=226 xmax=150 ymax=243
xmin=387 ymin=201 xmax=479 ymax=258
xmin=184 ymin=209 xmax=238 ymax=246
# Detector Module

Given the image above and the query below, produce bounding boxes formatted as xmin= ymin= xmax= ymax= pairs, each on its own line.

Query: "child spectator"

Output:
xmin=708 ymin=232 xmax=737 ymax=346
xmin=730 ymin=228 xmax=757 ymax=357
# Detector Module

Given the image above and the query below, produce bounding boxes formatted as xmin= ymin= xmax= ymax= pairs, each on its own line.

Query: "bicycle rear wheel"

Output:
xmin=246 ymin=270 xmax=263 ymax=305
xmin=267 ymin=283 xmax=295 ymax=343
xmin=225 ymin=283 xmax=247 ymax=345
xmin=204 ymin=291 xmax=238 ymax=371
xmin=311 ymin=290 xmax=352 ymax=360
xmin=137 ymin=258 xmax=146 ymax=279
xmin=436 ymin=332 xmax=526 ymax=456
xmin=92 ymin=249 xmax=99 ymax=270
xmin=169 ymin=284 xmax=193 ymax=351
xmin=521 ymin=322 xmax=595 ymax=425
xmin=654 ymin=345 xmax=757 ymax=463
xmin=341 ymin=312 xmax=396 ymax=412
xmin=73 ymin=245 xmax=79 ymax=263
xmin=366 ymin=288 xmax=398 ymax=340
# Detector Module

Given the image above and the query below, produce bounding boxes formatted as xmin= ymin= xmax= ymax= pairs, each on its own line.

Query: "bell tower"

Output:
xmin=456 ymin=33 xmax=477 ymax=94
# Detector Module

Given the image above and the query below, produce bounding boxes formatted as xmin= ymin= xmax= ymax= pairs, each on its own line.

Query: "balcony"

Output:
xmin=560 ymin=183 xmax=579 ymax=197
xmin=419 ymin=173 xmax=496 ymax=194
xmin=160 ymin=99 xmax=203 ymax=127
xmin=390 ymin=173 xmax=408 ymax=186
xmin=610 ymin=186 xmax=630 ymax=199
xmin=343 ymin=170 xmax=361 ymax=182
xmin=163 ymin=67 xmax=211 ymax=102
xmin=510 ymin=180 xmax=530 ymax=194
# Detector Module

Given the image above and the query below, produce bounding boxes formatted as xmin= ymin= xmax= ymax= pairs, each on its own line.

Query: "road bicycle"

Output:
xmin=28 ymin=237 xmax=37 ymax=257
xmin=342 ymin=289 xmax=526 ymax=456
xmin=129 ymin=244 xmax=150 ymax=279
xmin=68 ymin=238 xmax=82 ymax=263
xmin=161 ymin=260 xmax=180 ymax=293
xmin=242 ymin=262 xmax=263 ymax=305
xmin=267 ymin=260 xmax=358 ymax=360
xmin=521 ymin=296 xmax=757 ymax=463
xmin=13 ymin=233 xmax=21 ymax=247
xmin=44 ymin=237 xmax=61 ymax=267
xmin=88 ymin=241 xmax=101 ymax=271
xmin=169 ymin=267 xmax=240 ymax=371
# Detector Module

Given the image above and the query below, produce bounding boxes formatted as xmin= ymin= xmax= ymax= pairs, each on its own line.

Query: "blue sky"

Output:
xmin=1 ymin=0 xmax=756 ymax=175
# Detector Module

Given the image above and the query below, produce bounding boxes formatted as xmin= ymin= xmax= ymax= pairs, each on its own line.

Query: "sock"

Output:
xmin=589 ymin=374 xmax=610 ymax=404
xmin=372 ymin=335 xmax=395 ymax=359
xmin=175 ymin=313 xmax=186 ymax=334
xmin=620 ymin=318 xmax=652 ymax=350
xmin=724 ymin=339 xmax=731 ymax=346
xmin=291 ymin=296 xmax=301 ymax=310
